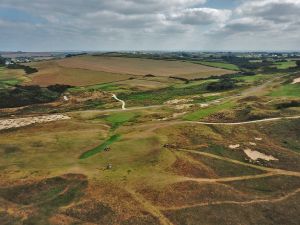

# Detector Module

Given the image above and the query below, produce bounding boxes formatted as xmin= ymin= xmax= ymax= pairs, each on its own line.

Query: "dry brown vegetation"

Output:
xmin=26 ymin=60 xmax=132 ymax=87
xmin=58 ymin=56 xmax=234 ymax=77
xmin=25 ymin=56 xmax=234 ymax=86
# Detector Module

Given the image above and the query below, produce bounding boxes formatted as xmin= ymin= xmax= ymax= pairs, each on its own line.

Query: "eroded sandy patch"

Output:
xmin=174 ymin=104 xmax=193 ymax=110
xmin=229 ymin=144 xmax=240 ymax=149
xmin=165 ymin=99 xmax=193 ymax=105
xmin=292 ymin=77 xmax=300 ymax=84
xmin=244 ymin=148 xmax=278 ymax=161
xmin=0 ymin=114 xmax=71 ymax=131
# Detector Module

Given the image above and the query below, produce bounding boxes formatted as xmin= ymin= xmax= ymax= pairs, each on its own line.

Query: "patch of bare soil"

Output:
xmin=244 ymin=148 xmax=278 ymax=161
xmin=292 ymin=77 xmax=300 ymax=84
xmin=0 ymin=114 xmax=71 ymax=131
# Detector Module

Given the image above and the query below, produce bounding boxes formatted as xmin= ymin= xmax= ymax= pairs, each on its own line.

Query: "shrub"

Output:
xmin=0 ymin=84 xmax=71 ymax=108
xmin=206 ymin=78 xmax=237 ymax=92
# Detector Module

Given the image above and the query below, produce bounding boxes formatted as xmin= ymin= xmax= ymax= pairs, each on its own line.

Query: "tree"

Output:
xmin=0 ymin=56 xmax=6 ymax=66
xmin=296 ymin=60 xmax=300 ymax=68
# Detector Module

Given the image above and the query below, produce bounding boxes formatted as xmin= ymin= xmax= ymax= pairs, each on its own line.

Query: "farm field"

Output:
xmin=26 ymin=60 xmax=132 ymax=87
xmin=23 ymin=56 xmax=236 ymax=87
xmin=58 ymin=56 xmax=235 ymax=77
xmin=192 ymin=61 xmax=240 ymax=71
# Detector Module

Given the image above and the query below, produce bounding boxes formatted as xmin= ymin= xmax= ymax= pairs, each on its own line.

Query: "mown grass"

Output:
xmin=235 ymin=74 xmax=269 ymax=83
xmin=183 ymin=102 xmax=235 ymax=121
xmin=269 ymin=84 xmax=300 ymax=97
xmin=273 ymin=61 xmax=297 ymax=69
xmin=105 ymin=112 xmax=137 ymax=130
xmin=193 ymin=61 xmax=240 ymax=71
xmin=80 ymin=134 xmax=121 ymax=159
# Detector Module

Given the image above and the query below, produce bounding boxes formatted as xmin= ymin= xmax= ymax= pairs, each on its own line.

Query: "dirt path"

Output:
xmin=112 ymin=94 xmax=126 ymax=110
xmin=126 ymin=188 xmax=174 ymax=225
xmin=159 ymin=188 xmax=300 ymax=211
xmin=179 ymin=172 xmax=277 ymax=183
xmin=189 ymin=115 xmax=300 ymax=126
xmin=178 ymin=149 xmax=300 ymax=177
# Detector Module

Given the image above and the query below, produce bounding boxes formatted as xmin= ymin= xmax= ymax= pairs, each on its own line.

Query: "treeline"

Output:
xmin=0 ymin=56 xmax=6 ymax=66
xmin=0 ymin=84 xmax=71 ymax=108
xmin=65 ymin=53 xmax=87 ymax=58
xmin=7 ymin=64 xmax=38 ymax=74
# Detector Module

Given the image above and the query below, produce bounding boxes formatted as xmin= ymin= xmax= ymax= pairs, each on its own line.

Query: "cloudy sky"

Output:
xmin=0 ymin=0 xmax=299 ymax=51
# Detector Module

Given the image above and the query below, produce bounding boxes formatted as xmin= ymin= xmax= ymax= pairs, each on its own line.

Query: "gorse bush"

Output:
xmin=206 ymin=78 xmax=237 ymax=92
xmin=0 ymin=84 xmax=71 ymax=108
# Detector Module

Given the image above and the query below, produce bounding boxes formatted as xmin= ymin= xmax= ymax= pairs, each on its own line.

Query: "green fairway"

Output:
xmin=79 ymin=134 xmax=121 ymax=159
xmin=235 ymin=74 xmax=269 ymax=83
xmin=183 ymin=102 xmax=235 ymax=121
xmin=69 ymin=83 xmax=122 ymax=93
xmin=269 ymin=84 xmax=300 ymax=97
xmin=273 ymin=61 xmax=297 ymax=69
xmin=105 ymin=112 xmax=137 ymax=129
xmin=194 ymin=61 xmax=240 ymax=71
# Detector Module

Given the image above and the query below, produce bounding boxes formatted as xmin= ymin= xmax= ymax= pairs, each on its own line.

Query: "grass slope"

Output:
xmin=80 ymin=134 xmax=121 ymax=159
xmin=183 ymin=102 xmax=235 ymax=121
xmin=273 ymin=61 xmax=297 ymax=69
xmin=105 ymin=112 xmax=137 ymax=130
xmin=270 ymin=84 xmax=300 ymax=97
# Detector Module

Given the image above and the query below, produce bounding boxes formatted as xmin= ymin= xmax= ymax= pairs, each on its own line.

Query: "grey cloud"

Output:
xmin=169 ymin=8 xmax=231 ymax=25
xmin=237 ymin=0 xmax=300 ymax=23
xmin=0 ymin=0 xmax=299 ymax=51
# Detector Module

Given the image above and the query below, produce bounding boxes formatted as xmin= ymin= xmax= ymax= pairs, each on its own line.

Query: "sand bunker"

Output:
xmin=165 ymin=99 xmax=193 ymax=105
xmin=292 ymin=77 xmax=300 ymax=84
xmin=244 ymin=148 xmax=278 ymax=161
xmin=203 ymin=93 xmax=221 ymax=97
xmin=0 ymin=114 xmax=71 ymax=131
xmin=200 ymin=103 xmax=209 ymax=107
xmin=229 ymin=144 xmax=240 ymax=149
xmin=255 ymin=137 xmax=263 ymax=141
xmin=174 ymin=104 xmax=193 ymax=110
xmin=172 ymin=112 xmax=187 ymax=118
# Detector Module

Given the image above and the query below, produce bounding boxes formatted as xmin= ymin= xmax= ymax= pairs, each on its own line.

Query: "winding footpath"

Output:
xmin=188 ymin=115 xmax=300 ymax=126
xmin=112 ymin=94 xmax=126 ymax=110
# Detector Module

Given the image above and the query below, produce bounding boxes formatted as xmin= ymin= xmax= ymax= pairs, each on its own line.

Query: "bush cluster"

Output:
xmin=0 ymin=84 xmax=71 ymax=108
